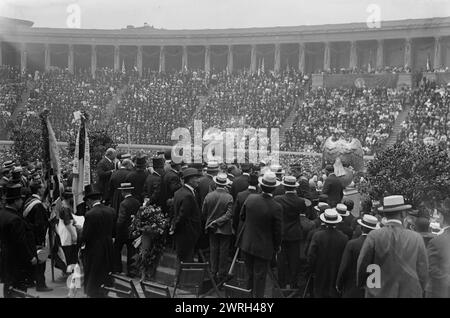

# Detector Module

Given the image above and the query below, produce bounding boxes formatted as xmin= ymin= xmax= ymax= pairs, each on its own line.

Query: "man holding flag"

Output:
xmin=72 ymin=111 xmax=91 ymax=216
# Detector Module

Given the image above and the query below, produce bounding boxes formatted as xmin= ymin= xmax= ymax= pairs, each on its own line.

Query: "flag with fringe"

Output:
xmin=40 ymin=109 xmax=64 ymax=280
xmin=40 ymin=109 xmax=63 ymax=217
xmin=72 ymin=111 xmax=91 ymax=211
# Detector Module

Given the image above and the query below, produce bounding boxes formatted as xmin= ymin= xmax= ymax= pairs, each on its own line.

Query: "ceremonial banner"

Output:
xmin=40 ymin=109 xmax=63 ymax=212
xmin=72 ymin=111 xmax=91 ymax=211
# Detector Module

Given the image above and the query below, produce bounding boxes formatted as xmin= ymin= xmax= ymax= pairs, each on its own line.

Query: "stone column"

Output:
xmin=349 ymin=41 xmax=357 ymax=69
xmin=227 ymin=45 xmax=233 ymax=74
xmin=298 ymin=42 xmax=306 ymax=73
xmin=274 ymin=43 xmax=281 ymax=74
xmin=434 ymin=37 xmax=442 ymax=70
xmin=204 ymin=45 xmax=211 ymax=74
xmin=376 ymin=39 xmax=384 ymax=69
xmin=404 ymin=38 xmax=412 ymax=69
xmin=44 ymin=43 xmax=51 ymax=71
xmin=114 ymin=45 xmax=120 ymax=72
xmin=159 ymin=46 xmax=165 ymax=73
xmin=250 ymin=44 xmax=257 ymax=74
xmin=68 ymin=44 xmax=74 ymax=73
xmin=91 ymin=45 xmax=97 ymax=78
xmin=20 ymin=43 xmax=27 ymax=74
xmin=182 ymin=46 xmax=188 ymax=71
xmin=323 ymin=42 xmax=331 ymax=71
xmin=137 ymin=45 xmax=143 ymax=77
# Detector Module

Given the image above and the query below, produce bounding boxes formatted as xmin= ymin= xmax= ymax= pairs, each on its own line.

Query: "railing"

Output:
xmin=0 ymin=140 xmax=375 ymax=160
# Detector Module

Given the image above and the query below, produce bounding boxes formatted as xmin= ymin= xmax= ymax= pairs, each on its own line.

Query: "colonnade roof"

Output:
xmin=1 ymin=16 xmax=450 ymax=45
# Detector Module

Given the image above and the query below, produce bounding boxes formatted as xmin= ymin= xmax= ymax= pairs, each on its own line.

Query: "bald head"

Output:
xmin=106 ymin=148 xmax=116 ymax=160
xmin=121 ymin=159 xmax=134 ymax=170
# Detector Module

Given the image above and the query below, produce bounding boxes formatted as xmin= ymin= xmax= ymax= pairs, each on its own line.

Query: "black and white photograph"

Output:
xmin=0 ymin=0 xmax=449 ymax=302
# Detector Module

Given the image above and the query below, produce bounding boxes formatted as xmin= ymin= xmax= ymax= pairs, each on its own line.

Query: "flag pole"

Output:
xmin=40 ymin=109 xmax=56 ymax=282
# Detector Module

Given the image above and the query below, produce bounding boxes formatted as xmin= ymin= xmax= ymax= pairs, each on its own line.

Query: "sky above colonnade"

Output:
xmin=0 ymin=0 xmax=449 ymax=30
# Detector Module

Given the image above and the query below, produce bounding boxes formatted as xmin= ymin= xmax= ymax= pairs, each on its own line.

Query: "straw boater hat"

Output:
xmin=378 ymin=195 xmax=412 ymax=213
xmin=357 ymin=214 xmax=380 ymax=230
xmin=2 ymin=160 xmax=15 ymax=170
xmin=206 ymin=161 xmax=220 ymax=173
xmin=258 ymin=171 xmax=281 ymax=188
xmin=281 ymin=176 xmax=299 ymax=188
xmin=336 ymin=203 xmax=350 ymax=217
xmin=270 ymin=164 xmax=285 ymax=178
xmin=320 ymin=208 xmax=342 ymax=224
xmin=118 ymin=183 xmax=134 ymax=190
xmin=314 ymin=202 xmax=330 ymax=213
xmin=213 ymin=172 xmax=232 ymax=186
xmin=120 ymin=153 xmax=132 ymax=160
xmin=5 ymin=184 xmax=25 ymax=200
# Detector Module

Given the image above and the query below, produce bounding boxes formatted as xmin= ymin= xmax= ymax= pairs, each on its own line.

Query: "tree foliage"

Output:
xmin=366 ymin=142 xmax=450 ymax=207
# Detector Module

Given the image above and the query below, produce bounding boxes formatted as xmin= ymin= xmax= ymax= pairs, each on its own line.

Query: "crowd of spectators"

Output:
xmin=4 ymin=64 xmax=446 ymax=157
xmin=318 ymin=65 xmax=412 ymax=75
xmin=17 ymin=68 xmax=126 ymax=141
xmin=282 ymin=87 xmax=408 ymax=155
xmin=398 ymin=84 xmax=450 ymax=148
xmin=110 ymin=70 xmax=207 ymax=144
xmin=198 ymin=69 xmax=308 ymax=130
xmin=0 ymin=66 xmax=26 ymax=132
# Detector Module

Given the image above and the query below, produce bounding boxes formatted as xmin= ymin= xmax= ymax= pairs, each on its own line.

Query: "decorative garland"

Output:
xmin=129 ymin=204 xmax=170 ymax=279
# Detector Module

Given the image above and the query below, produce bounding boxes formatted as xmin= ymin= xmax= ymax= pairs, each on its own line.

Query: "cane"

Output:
xmin=302 ymin=274 xmax=312 ymax=298
xmin=228 ymin=247 xmax=240 ymax=277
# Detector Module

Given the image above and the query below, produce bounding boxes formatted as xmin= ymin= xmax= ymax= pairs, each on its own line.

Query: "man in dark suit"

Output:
xmin=81 ymin=185 xmax=115 ymax=298
xmin=125 ymin=156 xmax=149 ymax=204
xmin=336 ymin=203 xmax=353 ymax=240
xmin=144 ymin=157 xmax=165 ymax=206
xmin=270 ymin=164 xmax=286 ymax=197
xmin=197 ymin=161 xmax=219 ymax=207
xmin=202 ymin=172 xmax=233 ymax=283
xmin=0 ymin=163 xmax=13 ymax=206
xmin=336 ymin=214 xmax=379 ymax=298
xmin=343 ymin=199 xmax=356 ymax=231
xmin=108 ymin=159 xmax=133 ymax=214
xmin=307 ymin=208 xmax=348 ymax=298
xmin=426 ymin=198 xmax=450 ymax=298
xmin=238 ymin=172 xmax=282 ymax=298
xmin=22 ymin=180 xmax=52 ymax=292
xmin=322 ymin=165 xmax=343 ymax=208
xmin=160 ymin=161 xmax=182 ymax=218
xmin=0 ymin=184 xmax=37 ymax=298
xmin=113 ymin=183 xmax=140 ymax=276
xmin=230 ymin=163 xmax=251 ymax=200
xmin=274 ymin=176 xmax=307 ymax=289
xmin=232 ymin=173 xmax=259 ymax=234
xmin=357 ymin=195 xmax=428 ymax=298
xmin=171 ymin=168 xmax=202 ymax=263
xmin=96 ymin=148 xmax=116 ymax=204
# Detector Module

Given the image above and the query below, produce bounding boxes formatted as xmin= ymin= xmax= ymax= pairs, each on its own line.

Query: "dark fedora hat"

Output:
xmin=152 ymin=157 xmax=165 ymax=169
xmin=135 ymin=156 xmax=147 ymax=168
xmin=5 ymin=184 xmax=25 ymax=200
xmin=83 ymin=184 xmax=102 ymax=201
xmin=182 ymin=168 xmax=201 ymax=180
